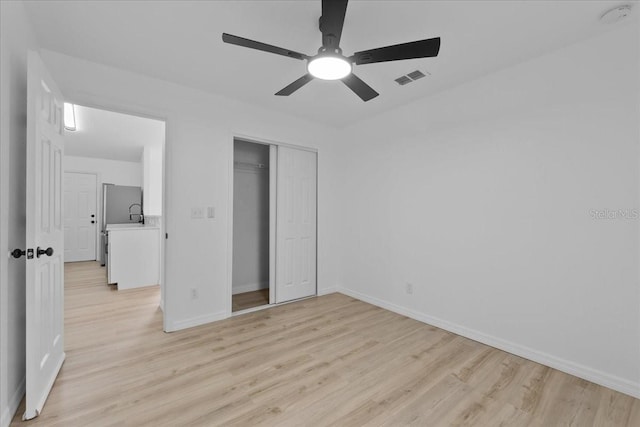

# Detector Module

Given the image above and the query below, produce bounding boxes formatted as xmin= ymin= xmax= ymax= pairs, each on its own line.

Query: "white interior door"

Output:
xmin=24 ymin=51 xmax=65 ymax=420
xmin=275 ymin=146 xmax=317 ymax=303
xmin=63 ymin=172 xmax=97 ymax=262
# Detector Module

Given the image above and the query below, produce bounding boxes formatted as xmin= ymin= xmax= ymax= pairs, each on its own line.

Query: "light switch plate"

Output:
xmin=191 ymin=207 xmax=204 ymax=219
xmin=207 ymin=207 xmax=215 ymax=218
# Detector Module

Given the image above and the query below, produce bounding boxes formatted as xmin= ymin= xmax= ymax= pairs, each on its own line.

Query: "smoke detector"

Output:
xmin=600 ymin=5 xmax=633 ymax=24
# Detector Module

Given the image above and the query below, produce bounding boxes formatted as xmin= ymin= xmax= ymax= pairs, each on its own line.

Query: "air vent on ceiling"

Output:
xmin=394 ymin=76 xmax=412 ymax=86
xmin=394 ymin=69 xmax=430 ymax=86
xmin=407 ymin=70 xmax=426 ymax=80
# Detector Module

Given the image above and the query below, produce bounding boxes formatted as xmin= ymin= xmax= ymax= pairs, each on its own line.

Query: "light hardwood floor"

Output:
xmin=11 ymin=261 xmax=640 ymax=426
xmin=232 ymin=289 xmax=270 ymax=312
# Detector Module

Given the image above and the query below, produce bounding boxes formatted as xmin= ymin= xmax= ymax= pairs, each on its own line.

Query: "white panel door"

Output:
xmin=63 ymin=172 xmax=97 ymax=262
xmin=276 ymin=146 xmax=317 ymax=303
xmin=24 ymin=51 xmax=65 ymax=420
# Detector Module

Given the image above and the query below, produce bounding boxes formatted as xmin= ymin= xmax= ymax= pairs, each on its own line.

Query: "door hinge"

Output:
xmin=165 ymin=233 xmax=168 ymax=239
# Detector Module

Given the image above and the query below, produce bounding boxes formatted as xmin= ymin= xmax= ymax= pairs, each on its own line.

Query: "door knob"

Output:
xmin=10 ymin=248 xmax=34 ymax=259
xmin=11 ymin=249 xmax=26 ymax=259
xmin=36 ymin=247 xmax=54 ymax=258
xmin=91 ymin=220 xmax=95 ymax=224
xmin=91 ymin=214 xmax=95 ymax=218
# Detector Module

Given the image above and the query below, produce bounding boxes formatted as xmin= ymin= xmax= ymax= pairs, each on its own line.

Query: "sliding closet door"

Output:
xmin=275 ymin=146 xmax=317 ymax=303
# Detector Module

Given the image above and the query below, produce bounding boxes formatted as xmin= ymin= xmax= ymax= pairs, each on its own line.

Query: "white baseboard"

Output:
xmin=232 ymin=282 xmax=268 ymax=295
xmin=165 ymin=310 xmax=228 ymax=332
xmin=317 ymin=286 xmax=338 ymax=296
xmin=337 ymin=287 xmax=640 ymax=399
xmin=166 ymin=285 xmax=337 ymax=331
xmin=1 ymin=377 xmax=25 ymax=427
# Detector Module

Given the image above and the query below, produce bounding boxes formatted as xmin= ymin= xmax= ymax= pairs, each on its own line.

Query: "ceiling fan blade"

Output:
xmin=222 ymin=33 xmax=309 ymax=61
xmin=320 ymin=0 xmax=348 ymax=49
xmin=342 ymin=73 xmax=379 ymax=102
xmin=275 ymin=74 xmax=314 ymax=96
xmin=350 ymin=37 xmax=441 ymax=65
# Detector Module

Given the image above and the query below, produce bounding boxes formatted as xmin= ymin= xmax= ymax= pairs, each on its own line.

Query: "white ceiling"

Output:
xmin=65 ymin=105 xmax=165 ymax=162
xmin=23 ymin=0 xmax=632 ymax=127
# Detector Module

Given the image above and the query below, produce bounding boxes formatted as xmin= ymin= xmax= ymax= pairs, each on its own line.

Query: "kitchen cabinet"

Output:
xmin=107 ymin=225 xmax=160 ymax=289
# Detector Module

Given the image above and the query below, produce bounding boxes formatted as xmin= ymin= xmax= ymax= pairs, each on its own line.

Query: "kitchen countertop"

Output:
xmin=106 ymin=224 xmax=160 ymax=231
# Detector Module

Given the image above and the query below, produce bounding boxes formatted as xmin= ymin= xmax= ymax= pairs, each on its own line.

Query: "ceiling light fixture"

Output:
xmin=64 ymin=102 xmax=77 ymax=131
xmin=307 ymin=51 xmax=352 ymax=80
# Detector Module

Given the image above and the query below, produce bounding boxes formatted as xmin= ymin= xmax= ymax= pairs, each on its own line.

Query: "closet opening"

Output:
xmin=232 ymin=139 xmax=273 ymax=312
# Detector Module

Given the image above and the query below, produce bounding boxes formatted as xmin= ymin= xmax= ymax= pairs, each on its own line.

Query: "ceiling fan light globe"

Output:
xmin=307 ymin=56 xmax=352 ymax=80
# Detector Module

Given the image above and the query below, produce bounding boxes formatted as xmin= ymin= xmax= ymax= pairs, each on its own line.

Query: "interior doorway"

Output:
xmin=62 ymin=103 xmax=166 ymax=296
xmin=232 ymin=139 xmax=272 ymax=312
xmin=18 ymin=52 xmax=169 ymax=421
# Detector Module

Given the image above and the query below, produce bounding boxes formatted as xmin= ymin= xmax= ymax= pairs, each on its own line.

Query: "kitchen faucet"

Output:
xmin=128 ymin=203 xmax=144 ymax=224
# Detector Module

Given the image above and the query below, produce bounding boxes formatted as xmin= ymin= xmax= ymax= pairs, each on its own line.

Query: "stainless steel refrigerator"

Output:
xmin=101 ymin=184 xmax=143 ymax=266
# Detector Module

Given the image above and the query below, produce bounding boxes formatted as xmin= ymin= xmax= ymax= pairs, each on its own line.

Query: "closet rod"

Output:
xmin=234 ymin=161 xmax=269 ymax=170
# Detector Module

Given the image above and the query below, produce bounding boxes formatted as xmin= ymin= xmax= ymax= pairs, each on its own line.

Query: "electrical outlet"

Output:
xmin=405 ymin=282 xmax=413 ymax=295
xmin=191 ymin=207 xmax=204 ymax=219
xmin=190 ymin=288 xmax=198 ymax=300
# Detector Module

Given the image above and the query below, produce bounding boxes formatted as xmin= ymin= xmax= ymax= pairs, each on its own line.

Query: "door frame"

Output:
xmin=62 ymin=170 xmax=100 ymax=262
xmin=0 ymin=71 xmax=6 ymax=426
xmin=62 ymin=100 xmax=169 ymax=322
xmin=227 ymin=133 xmax=318 ymax=316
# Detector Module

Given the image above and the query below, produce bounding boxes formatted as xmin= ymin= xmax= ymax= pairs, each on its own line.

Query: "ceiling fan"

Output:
xmin=222 ymin=0 xmax=440 ymax=102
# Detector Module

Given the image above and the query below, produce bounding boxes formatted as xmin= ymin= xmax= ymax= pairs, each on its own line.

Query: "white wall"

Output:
xmin=232 ymin=140 xmax=270 ymax=294
xmin=64 ymin=155 xmax=143 ymax=263
xmin=0 ymin=1 xmax=37 ymax=425
xmin=65 ymin=155 xmax=142 ymax=187
xmin=142 ymin=144 xmax=163 ymax=216
xmin=338 ymin=23 xmax=640 ymax=397
xmin=40 ymin=49 xmax=344 ymax=332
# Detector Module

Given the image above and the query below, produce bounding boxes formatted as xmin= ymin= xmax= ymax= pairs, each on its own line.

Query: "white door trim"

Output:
xmin=234 ymin=133 xmax=318 ymax=153
xmin=0 ymin=62 xmax=6 ymax=427
xmin=268 ymin=145 xmax=277 ymax=305
xmin=61 ymin=101 xmax=169 ymax=327
xmin=226 ymin=139 xmax=234 ymax=316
